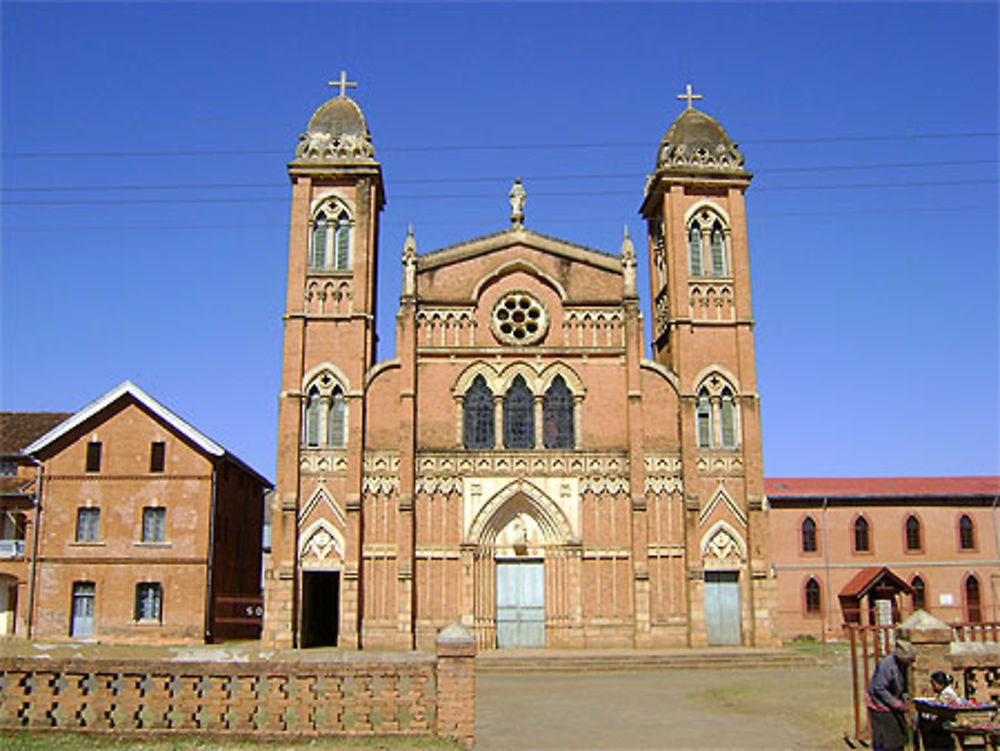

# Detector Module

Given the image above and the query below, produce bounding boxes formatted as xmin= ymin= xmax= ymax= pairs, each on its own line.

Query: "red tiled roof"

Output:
xmin=765 ymin=476 xmax=1000 ymax=499
xmin=0 ymin=412 xmax=72 ymax=454
xmin=839 ymin=566 xmax=913 ymax=598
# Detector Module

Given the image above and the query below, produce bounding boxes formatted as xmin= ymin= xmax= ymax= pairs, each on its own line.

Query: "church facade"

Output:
xmin=262 ymin=81 xmax=779 ymax=650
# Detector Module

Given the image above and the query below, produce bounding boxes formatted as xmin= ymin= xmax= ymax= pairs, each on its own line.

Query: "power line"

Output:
xmin=3 ymin=131 xmax=997 ymax=159
xmin=3 ymin=177 xmax=996 ymax=206
xmin=3 ymin=204 xmax=996 ymax=232
xmin=2 ymin=159 xmax=996 ymax=193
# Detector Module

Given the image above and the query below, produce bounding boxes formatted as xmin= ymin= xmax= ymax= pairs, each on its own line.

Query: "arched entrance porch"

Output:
xmin=464 ymin=479 xmax=580 ymax=649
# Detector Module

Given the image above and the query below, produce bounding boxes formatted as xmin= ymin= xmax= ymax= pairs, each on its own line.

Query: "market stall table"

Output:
xmin=913 ymin=699 xmax=998 ymax=750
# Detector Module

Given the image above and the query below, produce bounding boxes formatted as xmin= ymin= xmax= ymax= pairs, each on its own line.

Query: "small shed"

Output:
xmin=839 ymin=567 xmax=913 ymax=626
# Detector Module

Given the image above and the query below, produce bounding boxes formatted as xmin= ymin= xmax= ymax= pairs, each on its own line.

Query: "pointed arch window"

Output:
xmin=503 ymin=375 xmax=535 ymax=449
xmin=543 ymin=375 xmax=574 ymax=449
xmin=854 ymin=516 xmax=870 ymax=553
xmin=960 ymin=515 xmax=976 ymax=550
xmin=688 ymin=226 xmax=703 ymax=276
xmin=310 ymin=201 xmax=352 ymax=271
xmin=719 ymin=388 xmax=737 ymax=448
xmin=304 ymin=387 xmax=322 ymax=447
xmin=905 ymin=515 xmax=922 ymax=552
xmin=911 ymin=575 xmax=926 ymax=610
xmin=709 ymin=225 xmax=727 ymax=276
xmin=805 ymin=577 xmax=821 ymax=614
xmin=966 ymin=575 xmax=982 ymax=622
xmin=463 ymin=375 xmax=494 ymax=450
xmin=696 ymin=388 xmax=713 ymax=448
xmin=328 ymin=389 xmax=347 ymax=448
xmin=801 ymin=516 xmax=817 ymax=553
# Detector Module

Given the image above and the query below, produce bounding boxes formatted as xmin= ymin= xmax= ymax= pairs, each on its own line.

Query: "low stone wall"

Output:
xmin=0 ymin=625 xmax=475 ymax=748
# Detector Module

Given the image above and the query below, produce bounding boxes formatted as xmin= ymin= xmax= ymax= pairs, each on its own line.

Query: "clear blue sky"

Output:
xmin=3 ymin=2 xmax=998 ymax=480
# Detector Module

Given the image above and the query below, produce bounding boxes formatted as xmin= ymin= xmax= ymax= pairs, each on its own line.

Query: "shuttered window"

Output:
xmin=688 ymin=226 xmax=703 ymax=276
xmin=696 ymin=390 xmax=712 ymax=448
xmin=503 ymin=375 xmax=535 ymax=449
xmin=334 ymin=221 xmax=351 ymax=270
xmin=328 ymin=390 xmax=347 ymax=447
xmin=304 ymin=387 xmax=322 ymax=447
xmin=309 ymin=202 xmax=352 ymax=270
xmin=310 ymin=216 xmax=328 ymax=268
xmin=543 ymin=376 xmax=574 ymax=449
xmin=719 ymin=389 xmax=737 ymax=448
xmin=710 ymin=226 xmax=727 ymax=276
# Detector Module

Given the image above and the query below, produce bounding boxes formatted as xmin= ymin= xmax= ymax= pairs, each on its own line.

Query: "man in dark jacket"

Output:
xmin=867 ymin=639 xmax=917 ymax=751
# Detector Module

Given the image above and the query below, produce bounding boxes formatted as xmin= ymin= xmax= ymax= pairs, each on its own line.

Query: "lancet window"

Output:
xmin=801 ymin=516 xmax=817 ymax=553
xmin=687 ymin=208 xmax=729 ymax=278
xmin=503 ymin=375 xmax=535 ymax=449
xmin=543 ymin=375 xmax=574 ymax=449
xmin=694 ymin=375 xmax=740 ymax=450
xmin=309 ymin=200 xmax=352 ymax=271
xmin=853 ymin=516 xmax=870 ymax=553
xmin=805 ymin=577 xmax=821 ymax=614
xmin=463 ymin=375 xmax=495 ymax=449
xmin=301 ymin=371 xmax=348 ymax=449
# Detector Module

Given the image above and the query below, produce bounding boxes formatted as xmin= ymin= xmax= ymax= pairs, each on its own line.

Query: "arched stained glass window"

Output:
xmin=710 ymin=225 xmax=727 ymax=276
xmin=696 ymin=389 xmax=712 ymax=448
xmin=463 ymin=375 xmax=494 ymax=450
xmin=905 ymin=515 xmax=922 ymax=552
xmin=305 ymin=387 xmax=322 ymax=447
xmin=801 ymin=517 xmax=817 ymax=553
xmin=543 ymin=375 xmax=574 ymax=449
xmin=805 ymin=578 xmax=821 ymax=614
xmin=503 ymin=375 xmax=535 ymax=449
xmin=719 ymin=388 xmax=737 ymax=448
xmin=854 ymin=517 xmax=870 ymax=553
xmin=688 ymin=226 xmax=703 ymax=276
xmin=911 ymin=575 xmax=926 ymax=610
xmin=328 ymin=390 xmax=347 ymax=448
xmin=960 ymin=515 xmax=975 ymax=550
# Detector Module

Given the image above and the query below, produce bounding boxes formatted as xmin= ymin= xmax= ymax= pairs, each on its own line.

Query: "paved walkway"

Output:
xmin=475 ymin=657 xmax=855 ymax=750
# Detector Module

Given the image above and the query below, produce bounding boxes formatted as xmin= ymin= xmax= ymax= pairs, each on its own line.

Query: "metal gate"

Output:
xmin=496 ymin=560 xmax=544 ymax=648
xmin=705 ymin=571 xmax=741 ymax=645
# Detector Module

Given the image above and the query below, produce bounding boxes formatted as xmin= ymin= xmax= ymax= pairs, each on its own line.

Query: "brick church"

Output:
xmin=262 ymin=79 xmax=780 ymax=650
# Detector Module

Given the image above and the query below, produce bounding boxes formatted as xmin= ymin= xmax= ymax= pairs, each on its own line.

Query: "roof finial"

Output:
xmin=621 ymin=224 xmax=637 ymax=298
xmin=509 ymin=179 xmax=526 ymax=227
xmin=677 ymin=83 xmax=703 ymax=110
xmin=328 ymin=70 xmax=358 ymax=98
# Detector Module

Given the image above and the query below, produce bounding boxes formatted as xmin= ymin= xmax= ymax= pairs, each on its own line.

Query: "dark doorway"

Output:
xmin=301 ymin=571 xmax=340 ymax=647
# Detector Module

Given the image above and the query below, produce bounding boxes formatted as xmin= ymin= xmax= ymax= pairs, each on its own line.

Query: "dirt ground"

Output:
xmin=475 ymin=657 xmax=856 ymax=750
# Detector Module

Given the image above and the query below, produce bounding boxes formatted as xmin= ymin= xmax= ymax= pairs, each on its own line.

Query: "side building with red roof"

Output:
xmin=766 ymin=476 xmax=1000 ymax=639
xmin=1 ymin=382 xmax=271 ymax=643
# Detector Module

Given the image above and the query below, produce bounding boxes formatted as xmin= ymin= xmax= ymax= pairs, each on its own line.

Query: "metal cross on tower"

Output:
xmin=677 ymin=83 xmax=703 ymax=110
xmin=328 ymin=70 xmax=358 ymax=98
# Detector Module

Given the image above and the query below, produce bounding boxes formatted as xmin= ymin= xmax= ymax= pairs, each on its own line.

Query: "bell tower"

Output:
xmin=263 ymin=74 xmax=385 ymax=648
xmin=640 ymin=85 xmax=778 ymax=646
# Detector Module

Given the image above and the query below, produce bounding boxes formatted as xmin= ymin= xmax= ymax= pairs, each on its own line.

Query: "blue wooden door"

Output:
xmin=71 ymin=582 xmax=95 ymax=638
xmin=496 ymin=561 xmax=545 ymax=648
xmin=705 ymin=571 xmax=741 ymax=645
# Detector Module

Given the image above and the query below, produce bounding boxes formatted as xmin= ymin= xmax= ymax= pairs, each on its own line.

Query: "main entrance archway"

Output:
xmin=466 ymin=479 xmax=576 ymax=649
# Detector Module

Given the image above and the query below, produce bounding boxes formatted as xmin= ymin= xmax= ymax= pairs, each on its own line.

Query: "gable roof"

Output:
xmin=22 ymin=381 xmax=270 ymax=486
xmin=418 ymin=226 xmax=621 ymax=274
xmin=765 ymin=476 xmax=1000 ymax=499
xmin=0 ymin=412 xmax=73 ymax=454
xmin=839 ymin=566 xmax=913 ymax=599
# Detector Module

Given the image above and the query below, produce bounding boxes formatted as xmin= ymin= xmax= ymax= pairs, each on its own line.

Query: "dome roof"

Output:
xmin=655 ymin=107 xmax=747 ymax=176
xmin=293 ymin=95 xmax=376 ymax=163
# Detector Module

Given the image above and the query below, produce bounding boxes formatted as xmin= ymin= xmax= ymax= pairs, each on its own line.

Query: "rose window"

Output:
xmin=491 ymin=291 xmax=548 ymax=345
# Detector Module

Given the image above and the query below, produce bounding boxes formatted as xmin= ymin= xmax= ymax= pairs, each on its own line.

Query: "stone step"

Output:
xmin=476 ymin=648 xmax=823 ymax=673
